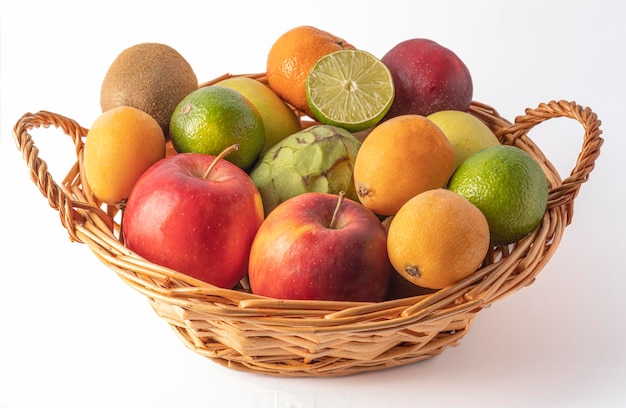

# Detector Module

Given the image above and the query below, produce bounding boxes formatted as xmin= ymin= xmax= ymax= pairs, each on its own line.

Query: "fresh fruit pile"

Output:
xmin=84 ymin=26 xmax=549 ymax=303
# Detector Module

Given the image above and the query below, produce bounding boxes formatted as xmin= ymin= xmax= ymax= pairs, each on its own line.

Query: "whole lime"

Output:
xmin=447 ymin=145 xmax=549 ymax=245
xmin=169 ymin=86 xmax=265 ymax=170
xmin=214 ymin=76 xmax=302 ymax=155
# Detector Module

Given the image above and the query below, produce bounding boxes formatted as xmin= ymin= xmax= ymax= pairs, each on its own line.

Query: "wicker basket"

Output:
xmin=13 ymin=73 xmax=603 ymax=377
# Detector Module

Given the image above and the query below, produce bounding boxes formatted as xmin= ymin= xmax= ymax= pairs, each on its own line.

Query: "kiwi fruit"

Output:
xmin=100 ymin=43 xmax=198 ymax=138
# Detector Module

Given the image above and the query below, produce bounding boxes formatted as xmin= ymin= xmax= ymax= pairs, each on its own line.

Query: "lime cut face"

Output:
xmin=306 ymin=49 xmax=395 ymax=132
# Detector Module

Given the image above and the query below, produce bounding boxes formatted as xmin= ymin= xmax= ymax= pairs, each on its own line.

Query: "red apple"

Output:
xmin=248 ymin=192 xmax=393 ymax=302
xmin=381 ymin=38 xmax=473 ymax=119
xmin=122 ymin=146 xmax=264 ymax=288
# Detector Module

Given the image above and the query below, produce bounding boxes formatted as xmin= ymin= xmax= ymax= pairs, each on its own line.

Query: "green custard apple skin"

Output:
xmin=249 ymin=124 xmax=362 ymax=216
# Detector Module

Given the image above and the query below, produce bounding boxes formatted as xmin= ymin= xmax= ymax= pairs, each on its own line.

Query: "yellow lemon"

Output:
xmin=427 ymin=110 xmax=500 ymax=170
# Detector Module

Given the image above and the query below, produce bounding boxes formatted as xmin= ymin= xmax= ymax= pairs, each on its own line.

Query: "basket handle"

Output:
xmin=13 ymin=110 xmax=97 ymax=242
xmin=497 ymin=100 xmax=603 ymax=224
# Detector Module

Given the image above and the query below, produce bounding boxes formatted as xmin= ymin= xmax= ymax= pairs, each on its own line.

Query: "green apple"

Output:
xmin=427 ymin=110 xmax=500 ymax=170
xmin=215 ymin=76 xmax=302 ymax=154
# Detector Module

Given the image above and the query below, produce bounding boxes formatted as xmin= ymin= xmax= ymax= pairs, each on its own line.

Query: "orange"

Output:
xmin=84 ymin=106 xmax=166 ymax=205
xmin=387 ymin=189 xmax=490 ymax=289
xmin=266 ymin=25 xmax=355 ymax=117
xmin=353 ymin=114 xmax=455 ymax=216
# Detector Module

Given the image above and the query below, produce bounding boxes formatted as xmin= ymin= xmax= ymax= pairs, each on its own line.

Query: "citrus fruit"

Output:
xmin=353 ymin=114 xmax=455 ymax=216
xmin=447 ymin=145 xmax=549 ymax=245
xmin=214 ymin=76 xmax=302 ymax=155
xmin=266 ymin=25 xmax=355 ymax=117
xmin=169 ymin=86 xmax=265 ymax=170
xmin=84 ymin=106 xmax=166 ymax=205
xmin=100 ymin=42 xmax=197 ymax=138
xmin=249 ymin=124 xmax=361 ymax=216
xmin=427 ymin=110 xmax=500 ymax=170
xmin=306 ymin=49 xmax=394 ymax=132
xmin=387 ymin=189 xmax=490 ymax=289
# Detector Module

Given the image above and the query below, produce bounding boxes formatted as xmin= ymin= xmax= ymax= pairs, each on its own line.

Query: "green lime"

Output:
xmin=447 ymin=145 xmax=549 ymax=245
xmin=306 ymin=49 xmax=394 ymax=132
xmin=169 ymin=86 xmax=265 ymax=170
xmin=214 ymin=76 xmax=302 ymax=155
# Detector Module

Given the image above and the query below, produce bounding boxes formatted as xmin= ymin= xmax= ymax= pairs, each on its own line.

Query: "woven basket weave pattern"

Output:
xmin=13 ymin=75 xmax=603 ymax=376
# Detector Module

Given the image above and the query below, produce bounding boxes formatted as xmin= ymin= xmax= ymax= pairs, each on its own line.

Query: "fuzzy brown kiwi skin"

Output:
xmin=100 ymin=43 xmax=198 ymax=139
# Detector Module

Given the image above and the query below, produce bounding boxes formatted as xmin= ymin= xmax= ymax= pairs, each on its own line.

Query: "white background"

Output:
xmin=1 ymin=1 xmax=624 ymax=407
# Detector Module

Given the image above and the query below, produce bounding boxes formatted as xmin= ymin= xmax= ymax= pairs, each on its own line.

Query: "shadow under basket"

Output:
xmin=13 ymin=73 xmax=603 ymax=377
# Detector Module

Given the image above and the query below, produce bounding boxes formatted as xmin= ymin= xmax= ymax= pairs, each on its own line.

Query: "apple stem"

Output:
xmin=329 ymin=191 xmax=346 ymax=229
xmin=203 ymin=144 xmax=240 ymax=179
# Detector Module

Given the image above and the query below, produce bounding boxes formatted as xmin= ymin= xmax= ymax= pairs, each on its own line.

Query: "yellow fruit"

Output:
xmin=84 ymin=106 xmax=166 ymax=205
xmin=169 ymin=86 xmax=265 ymax=170
xmin=353 ymin=114 xmax=454 ymax=216
xmin=387 ymin=189 xmax=490 ymax=289
xmin=100 ymin=43 xmax=198 ymax=138
xmin=214 ymin=76 xmax=302 ymax=154
xmin=448 ymin=145 xmax=549 ymax=245
xmin=427 ymin=110 xmax=500 ymax=170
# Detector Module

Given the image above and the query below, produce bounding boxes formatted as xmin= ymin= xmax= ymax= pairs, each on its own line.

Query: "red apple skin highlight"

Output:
xmin=122 ymin=152 xmax=264 ymax=288
xmin=381 ymin=38 xmax=473 ymax=119
xmin=248 ymin=192 xmax=393 ymax=302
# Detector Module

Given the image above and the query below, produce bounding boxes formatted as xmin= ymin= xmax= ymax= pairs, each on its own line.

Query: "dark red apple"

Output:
xmin=248 ymin=192 xmax=393 ymax=302
xmin=122 ymin=147 xmax=264 ymax=288
xmin=381 ymin=38 xmax=473 ymax=119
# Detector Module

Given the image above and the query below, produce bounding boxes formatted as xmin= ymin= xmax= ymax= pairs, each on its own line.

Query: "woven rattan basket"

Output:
xmin=13 ymin=73 xmax=603 ymax=377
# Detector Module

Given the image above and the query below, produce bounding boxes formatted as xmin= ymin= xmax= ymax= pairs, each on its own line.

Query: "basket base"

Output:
xmin=150 ymin=298 xmax=477 ymax=377
xmin=187 ymin=326 xmax=471 ymax=377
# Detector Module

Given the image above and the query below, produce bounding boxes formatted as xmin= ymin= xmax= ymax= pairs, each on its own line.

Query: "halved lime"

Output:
xmin=306 ymin=49 xmax=394 ymax=132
